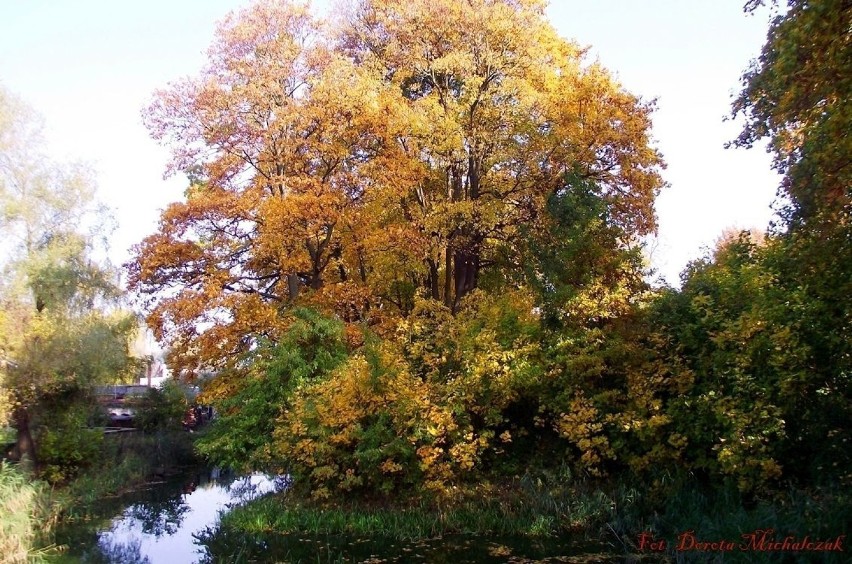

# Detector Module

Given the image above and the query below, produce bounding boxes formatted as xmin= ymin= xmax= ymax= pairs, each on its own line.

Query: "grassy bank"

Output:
xmin=220 ymin=477 xmax=616 ymax=541
xmin=0 ymin=429 xmax=200 ymax=562
xmin=0 ymin=463 xmax=56 ymax=564
xmin=215 ymin=472 xmax=850 ymax=562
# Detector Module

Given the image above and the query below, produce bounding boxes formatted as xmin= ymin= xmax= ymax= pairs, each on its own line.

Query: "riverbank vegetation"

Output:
xmin=214 ymin=475 xmax=850 ymax=553
xmin=0 ymin=463 xmax=56 ymax=564
xmin=0 ymin=421 xmax=199 ymax=563
xmin=0 ymin=379 xmax=198 ymax=561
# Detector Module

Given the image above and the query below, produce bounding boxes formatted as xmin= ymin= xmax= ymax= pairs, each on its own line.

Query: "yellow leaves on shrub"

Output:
xmin=556 ymin=393 xmax=613 ymax=476
xmin=416 ymin=445 xmax=443 ymax=470
xmin=380 ymin=459 xmax=403 ymax=474
xmin=275 ymin=329 xmax=531 ymax=497
xmin=275 ymin=348 xmax=425 ymax=494
xmin=714 ymin=421 xmax=784 ymax=492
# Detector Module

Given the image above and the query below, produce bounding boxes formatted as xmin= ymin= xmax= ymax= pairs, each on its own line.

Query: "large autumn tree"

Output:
xmin=131 ymin=0 xmax=664 ymax=378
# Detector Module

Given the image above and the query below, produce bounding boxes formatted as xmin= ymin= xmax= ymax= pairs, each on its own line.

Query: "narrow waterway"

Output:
xmin=52 ymin=468 xmax=288 ymax=563
xmin=52 ymin=468 xmax=622 ymax=563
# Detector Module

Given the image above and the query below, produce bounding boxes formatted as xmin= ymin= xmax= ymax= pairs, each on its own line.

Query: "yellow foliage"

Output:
xmin=273 ymin=292 xmax=545 ymax=497
xmin=133 ymin=0 xmax=664 ymax=379
xmin=555 ymin=393 xmax=614 ymax=477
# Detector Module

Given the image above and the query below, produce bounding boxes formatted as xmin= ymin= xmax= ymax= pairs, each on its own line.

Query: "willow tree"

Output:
xmin=131 ymin=0 xmax=664 ymax=377
xmin=0 ymin=87 xmax=135 ymax=466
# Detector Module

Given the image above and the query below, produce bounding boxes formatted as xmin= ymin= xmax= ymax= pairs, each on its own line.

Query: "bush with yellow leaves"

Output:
xmin=273 ymin=292 xmax=547 ymax=499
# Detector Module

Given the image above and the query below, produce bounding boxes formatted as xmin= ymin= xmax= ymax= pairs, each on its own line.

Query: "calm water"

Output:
xmin=53 ymin=469 xmax=287 ymax=563
xmin=53 ymin=468 xmax=622 ymax=563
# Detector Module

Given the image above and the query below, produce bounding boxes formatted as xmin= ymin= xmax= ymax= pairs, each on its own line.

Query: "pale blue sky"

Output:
xmin=0 ymin=0 xmax=779 ymax=285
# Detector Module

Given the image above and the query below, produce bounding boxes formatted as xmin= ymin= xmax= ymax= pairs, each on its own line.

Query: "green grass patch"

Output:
xmin=0 ymin=462 xmax=58 ymax=564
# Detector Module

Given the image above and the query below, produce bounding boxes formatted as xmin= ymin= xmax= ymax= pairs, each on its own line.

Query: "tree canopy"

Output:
xmin=733 ymin=0 xmax=850 ymax=227
xmin=131 ymin=0 xmax=664 ymax=377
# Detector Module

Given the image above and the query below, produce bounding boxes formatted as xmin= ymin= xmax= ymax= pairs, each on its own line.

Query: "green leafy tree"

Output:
xmin=651 ymin=235 xmax=788 ymax=490
xmin=0 ymin=87 xmax=136 ymax=470
xmin=196 ymin=308 xmax=349 ymax=472
xmin=520 ymin=172 xmax=646 ymax=332
xmin=733 ymin=0 xmax=850 ymax=226
xmin=729 ymin=0 xmax=851 ymax=485
xmin=134 ymin=380 xmax=188 ymax=433
xmin=648 ymin=229 xmax=850 ymax=489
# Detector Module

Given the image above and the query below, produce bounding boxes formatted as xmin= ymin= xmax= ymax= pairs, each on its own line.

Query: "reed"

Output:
xmin=0 ymin=462 xmax=56 ymax=564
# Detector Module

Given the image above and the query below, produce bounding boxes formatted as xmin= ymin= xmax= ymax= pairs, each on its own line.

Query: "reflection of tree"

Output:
xmin=126 ymin=494 xmax=190 ymax=537
xmin=273 ymin=474 xmax=292 ymax=492
xmin=224 ymin=473 xmax=288 ymax=506
xmin=226 ymin=476 xmax=265 ymax=505
xmin=194 ymin=525 xmax=269 ymax=564
xmin=97 ymin=536 xmax=151 ymax=564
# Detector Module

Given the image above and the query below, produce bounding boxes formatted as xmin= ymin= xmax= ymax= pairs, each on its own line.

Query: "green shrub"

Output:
xmin=36 ymin=404 xmax=103 ymax=484
xmin=197 ymin=308 xmax=349 ymax=472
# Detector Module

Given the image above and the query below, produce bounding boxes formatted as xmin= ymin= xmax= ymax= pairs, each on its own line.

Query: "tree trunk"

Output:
xmin=443 ymin=245 xmax=454 ymax=308
xmin=287 ymin=273 xmax=301 ymax=301
xmin=11 ymin=406 xmax=37 ymax=467
xmin=452 ymin=248 xmax=479 ymax=312
xmin=427 ymin=259 xmax=440 ymax=300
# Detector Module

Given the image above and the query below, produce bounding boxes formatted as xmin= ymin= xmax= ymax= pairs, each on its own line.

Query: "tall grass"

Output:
xmin=0 ymin=462 xmax=56 ymax=564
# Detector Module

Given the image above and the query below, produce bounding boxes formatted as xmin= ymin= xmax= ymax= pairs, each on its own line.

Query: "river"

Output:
xmin=50 ymin=468 xmax=622 ymax=563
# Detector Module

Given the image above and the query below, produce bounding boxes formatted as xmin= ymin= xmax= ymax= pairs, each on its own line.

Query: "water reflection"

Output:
xmin=224 ymin=473 xmax=291 ymax=506
xmin=57 ymin=468 xmax=285 ymax=563
xmin=97 ymin=538 xmax=150 ymax=564
xmin=123 ymin=493 xmax=190 ymax=537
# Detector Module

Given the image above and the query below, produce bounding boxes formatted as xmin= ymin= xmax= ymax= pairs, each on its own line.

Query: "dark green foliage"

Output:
xmin=648 ymin=231 xmax=851 ymax=488
xmin=650 ymin=236 xmax=786 ymax=488
xmin=35 ymin=392 xmax=103 ymax=484
xmin=758 ymin=229 xmax=852 ymax=483
xmin=521 ymin=172 xmax=644 ymax=331
xmin=730 ymin=4 xmax=852 ymax=474
xmin=733 ymin=0 xmax=851 ymax=227
xmin=195 ymin=308 xmax=349 ymax=472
